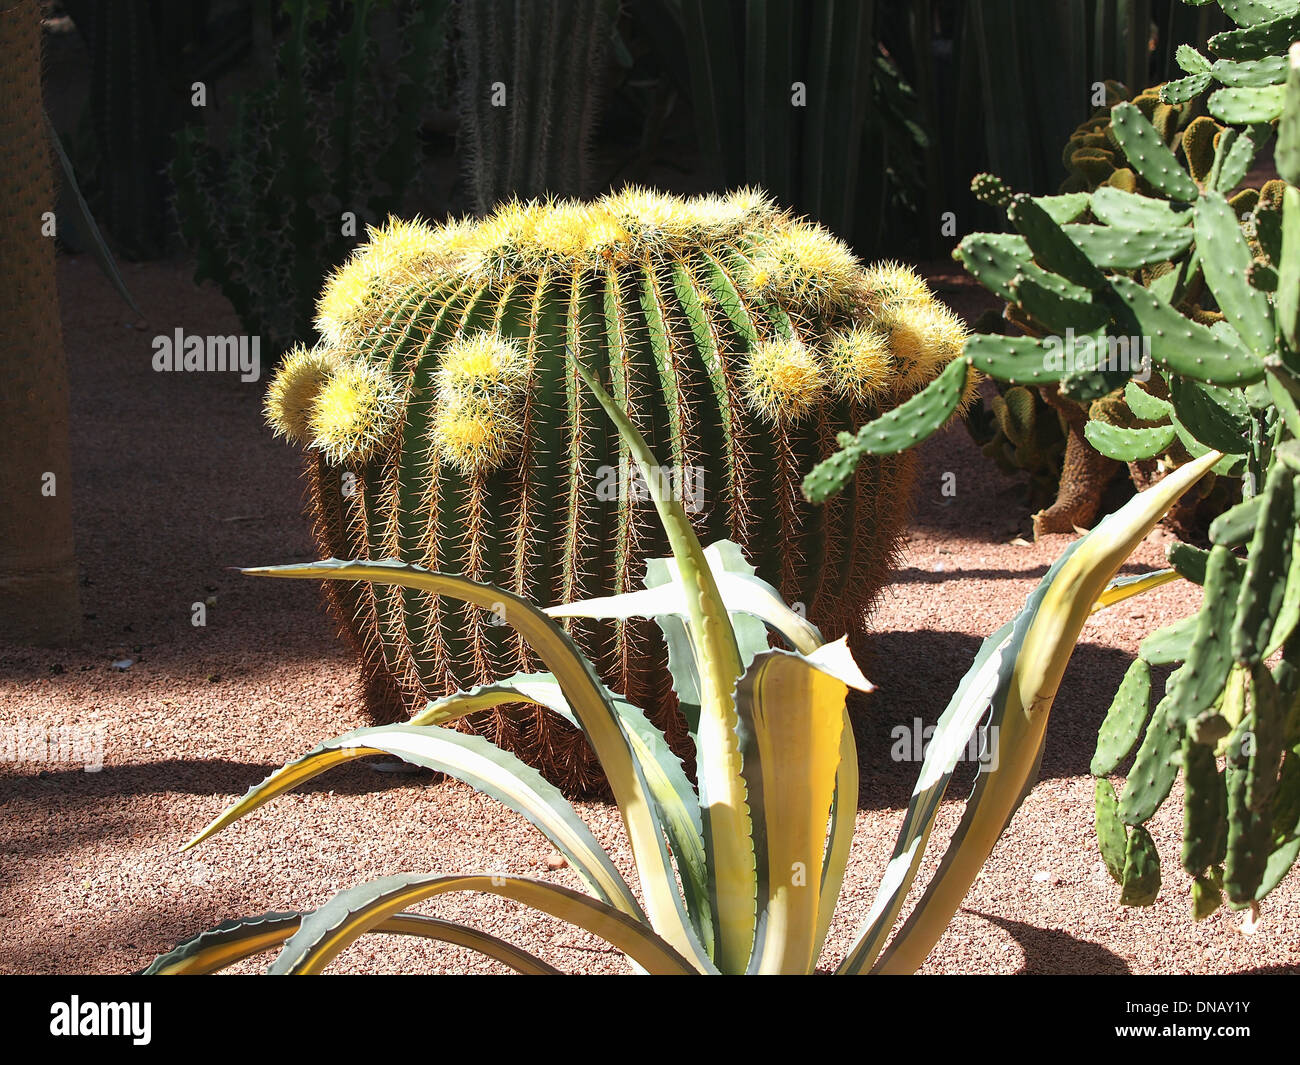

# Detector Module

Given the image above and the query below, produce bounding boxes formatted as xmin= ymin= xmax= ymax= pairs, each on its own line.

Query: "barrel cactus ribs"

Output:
xmin=265 ymin=188 xmax=972 ymax=791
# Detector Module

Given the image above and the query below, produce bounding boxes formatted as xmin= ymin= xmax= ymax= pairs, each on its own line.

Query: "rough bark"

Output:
xmin=0 ymin=0 xmax=81 ymax=644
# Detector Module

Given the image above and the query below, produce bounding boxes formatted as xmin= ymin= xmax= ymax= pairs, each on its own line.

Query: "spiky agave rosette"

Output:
xmin=266 ymin=188 xmax=975 ymax=792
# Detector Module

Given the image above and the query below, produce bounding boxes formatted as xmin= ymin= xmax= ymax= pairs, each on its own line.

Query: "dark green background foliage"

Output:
xmin=47 ymin=0 xmax=1225 ymax=349
xmin=169 ymin=0 xmax=454 ymax=353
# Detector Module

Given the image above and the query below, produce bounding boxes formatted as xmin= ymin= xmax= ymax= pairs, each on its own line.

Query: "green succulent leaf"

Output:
xmin=269 ymin=873 xmax=703 ymax=975
xmin=1210 ymin=494 xmax=1265 ymax=546
xmin=1162 ymin=72 xmax=1214 ymax=104
xmin=954 ymin=233 xmax=1034 ymax=303
xmin=1168 ymin=376 xmax=1253 ymax=454
xmin=1092 ymin=659 xmax=1154 ymax=775
xmin=800 ymin=357 xmax=970 ymax=504
xmin=187 ymin=721 xmax=644 ymax=919
xmin=1169 ymin=541 xmax=1211 ymax=585
xmin=733 ymin=647 xmax=851 ymax=974
xmin=573 ymin=359 xmax=753 ymax=973
xmin=412 ymin=674 xmax=711 ymax=945
xmin=1139 ymin=615 xmax=1198 ymax=666
xmin=1276 ymin=43 xmax=1300 ymax=185
xmin=963 ymin=331 xmax=1096 ymax=385
xmin=1210 ymin=11 xmax=1300 ymax=62
xmin=240 ymin=559 xmax=711 ymax=970
xmin=1182 ymin=737 xmax=1228 ymax=877
xmin=1109 ymin=102 xmax=1200 ymax=203
xmin=1124 ymin=381 xmax=1174 ymax=421
xmin=1195 ymin=191 xmax=1275 ymax=357
xmin=140 ymin=910 xmax=561 ymax=976
xmin=1110 ymin=277 xmax=1265 ymax=384
xmin=837 ymin=613 xmax=1019 ymax=974
xmin=1231 ymin=464 xmax=1296 ymax=664
xmin=1095 ymin=778 xmax=1129 ymax=883
xmin=1119 ymin=825 xmax=1163 ymax=906
xmin=1090 ymin=186 xmax=1190 ymax=231
xmin=1009 ymin=273 xmax=1110 ymax=335
xmin=1062 ymin=223 xmax=1194 ymax=269
xmin=1212 ymin=55 xmax=1290 ymax=87
xmin=1176 ymin=43 xmax=1212 ymax=75
xmin=1008 ymin=194 xmax=1108 ymax=290
xmin=1084 ymin=420 xmax=1176 ymax=461
xmin=1030 ymin=192 xmax=1092 ymax=224
xmin=1219 ymin=1 xmax=1299 ymax=29
xmin=1192 ymin=873 xmax=1224 ymax=920
xmin=866 ymin=451 xmax=1221 ymax=973
xmin=1209 ymin=83 xmax=1287 ymax=122
xmin=1210 ymin=123 xmax=1274 ymax=194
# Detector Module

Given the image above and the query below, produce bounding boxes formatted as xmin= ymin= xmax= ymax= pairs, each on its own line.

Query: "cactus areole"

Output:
xmin=266 ymin=188 xmax=973 ymax=791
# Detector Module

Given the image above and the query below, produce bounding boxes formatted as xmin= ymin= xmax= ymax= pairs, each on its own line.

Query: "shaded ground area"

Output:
xmin=0 ymin=255 xmax=1296 ymax=975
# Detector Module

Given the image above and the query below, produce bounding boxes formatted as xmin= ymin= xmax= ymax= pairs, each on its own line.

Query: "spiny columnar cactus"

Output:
xmin=266 ymin=188 xmax=971 ymax=791
xmin=455 ymin=0 xmax=616 ymax=212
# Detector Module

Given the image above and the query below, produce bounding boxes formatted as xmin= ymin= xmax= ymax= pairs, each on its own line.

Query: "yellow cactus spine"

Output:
xmin=742 ymin=337 xmax=826 ymax=424
xmin=264 ymin=344 xmax=341 ymax=445
xmin=307 ymin=360 xmax=401 ymax=465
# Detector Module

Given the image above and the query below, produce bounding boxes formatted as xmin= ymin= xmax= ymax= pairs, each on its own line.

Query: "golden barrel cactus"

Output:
xmin=266 ymin=188 xmax=970 ymax=791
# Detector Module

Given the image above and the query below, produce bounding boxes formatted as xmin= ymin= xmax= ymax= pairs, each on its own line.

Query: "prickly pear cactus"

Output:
xmin=836 ymin=1 xmax=1300 ymax=921
xmin=964 ymin=78 xmax=1262 ymax=537
xmin=1058 ymin=81 xmax=1201 ymax=196
xmin=265 ymin=188 xmax=972 ymax=791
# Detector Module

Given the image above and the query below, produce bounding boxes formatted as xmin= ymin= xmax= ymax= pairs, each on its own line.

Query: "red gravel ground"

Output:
xmin=0 ymin=255 xmax=1296 ymax=975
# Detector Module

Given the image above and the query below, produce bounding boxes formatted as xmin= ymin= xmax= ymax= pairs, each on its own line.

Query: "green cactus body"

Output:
xmin=1092 ymin=658 xmax=1154 ymax=775
xmin=266 ymin=190 xmax=970 ymax=790
xmin=1181 ymin=735 xmax=1228 ymax=877
xmin=1120 ymin=825 xmax=1163 ymax=906
xmin=1139 ymin=615 xmax=1198 ymax=665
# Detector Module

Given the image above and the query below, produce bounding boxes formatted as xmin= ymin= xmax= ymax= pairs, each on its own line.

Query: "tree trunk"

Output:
xmin=0 ymin=0 xmax=81 ymax=644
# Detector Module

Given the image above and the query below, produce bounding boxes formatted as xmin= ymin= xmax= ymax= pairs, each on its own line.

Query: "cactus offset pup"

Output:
xmin=266 ymin=188 xmax=972 ymax=791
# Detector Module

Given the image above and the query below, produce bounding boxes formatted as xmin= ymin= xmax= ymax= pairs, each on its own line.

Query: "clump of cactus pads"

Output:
xmin=266 ymin=188 xmax=972 ymax=791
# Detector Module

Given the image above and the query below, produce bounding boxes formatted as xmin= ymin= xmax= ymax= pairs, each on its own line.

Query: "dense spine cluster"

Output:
xmin=266 ymin=188 xmax=970 ymax=790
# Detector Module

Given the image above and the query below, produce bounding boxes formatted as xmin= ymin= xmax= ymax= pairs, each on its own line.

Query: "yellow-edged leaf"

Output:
xmin=143 ymin=910 xmax=560 ymax=975
xmin=872 ymin=449 xmax=1221 ymax=974
xmin=735 ymin=647 xmax=852 ymax=974
xmin=270 ymin=873 xmax=700 ymax=975
xmin=572 ymin=365 xmax=755 ymax=973
xmin=241 ymin=561 xmax=712 ymax=971
xmin=548 ymin=540 xmax=825 ymax=657
xmin=183 ymin=723 xmax=641 ymax=919
xmin=1091 ymin=568 xmax=1181 ymax=613
xmin=815 ymin=709 xmax=858 ymax=963
xmin=413 ymin=673 xmax=712 ymax=951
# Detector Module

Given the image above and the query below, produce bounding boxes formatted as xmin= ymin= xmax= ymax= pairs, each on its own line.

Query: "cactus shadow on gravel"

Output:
xmin=851 ymin=630 xmax=1137 ymax=811
xmin=965 ymin=911 xmax=1131 ymax=975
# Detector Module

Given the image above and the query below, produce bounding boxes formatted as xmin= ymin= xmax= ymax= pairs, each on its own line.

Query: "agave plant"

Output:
xmin=145 ymin=364 xmax=1220 ymax=974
